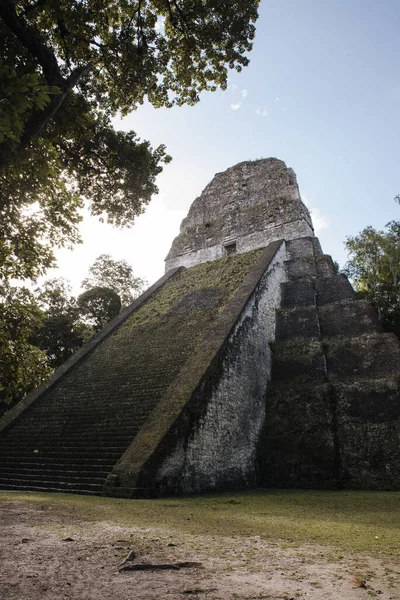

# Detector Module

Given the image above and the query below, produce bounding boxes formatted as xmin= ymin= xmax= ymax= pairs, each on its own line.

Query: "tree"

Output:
xmin=0 ymin=283 xmax=50 ymax=414
xmin=0 ymin=1 xmax=259 ymax=282
xmin=32 ymin=314 xmax=90 ymax=369
xmin=82 ymin=254 xmax=146 ymax=306
xmin=34 ymin=277 xmax=77 ymax=317
xmin=32 ymin=278 xmax=91 ymax=368
xmin=345 ymin=220 xmax=400 ymax=336
xmin=77 ymin=287 xmax=122 ymax=332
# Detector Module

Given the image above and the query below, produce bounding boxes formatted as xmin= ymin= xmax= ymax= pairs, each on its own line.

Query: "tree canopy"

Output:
xmin=345 ymin=220 xmax=400 ymax=337
xmin=0 ymin=283 xmax=50 ymax=411
xmin=32 ymin=278 xmax=90 ymax=368
xmin=81 ymin=253 xmax=146 ymax=306
xmin=0 ymin=0 xmax=259 ymax=282
xmin=77 ymin=286 xmax=122 ymax=331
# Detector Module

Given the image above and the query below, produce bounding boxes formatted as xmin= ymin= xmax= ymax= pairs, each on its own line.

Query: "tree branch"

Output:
xmin=20 ymin=64 xmax=92 ymax=148
xmin=0 ymin=64 xmax=91 ymax=168
xmin=0 ymin=0 xmax=64 ymax=87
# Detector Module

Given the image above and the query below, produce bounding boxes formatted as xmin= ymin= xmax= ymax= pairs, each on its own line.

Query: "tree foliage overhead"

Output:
xmin=81 ymin=253 xmax=146 ymax=306
xmin=0 ymin=0 xmax=259 ymax=282
xmin=345 ymin=220 xmax=400 ymax=337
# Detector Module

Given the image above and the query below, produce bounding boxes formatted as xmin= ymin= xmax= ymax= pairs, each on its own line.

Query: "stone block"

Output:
xmin=285 ymin=237 xmax=315 ymax=260
xmin=275 ymin=306 xmax=320 ymax=340
xmin=319 ymin=300 xmax=382 ymax=337
xmin=316 ymin=275 xmax=355 ymax=306
xmin=284 ymin=257 xmax=317 ymax=279
xmin=312 ymin=237 xmax=324 ymax=257
xmin=280 ymin=280 xmax=316 ymax=308
xmin=259 ymin=382 xmax=338 ymax=488
xmin=333 ymin=380 xmax=400 ymax=489
xmin=325 ymin=333 xmax=400 ymax=380
xmin=316 ymin=255 xmax=335 ymax=277
xmin=271 ymin=339 xmax=326 ymax=382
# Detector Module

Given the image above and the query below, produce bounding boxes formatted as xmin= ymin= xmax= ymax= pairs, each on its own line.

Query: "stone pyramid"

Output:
xmin=0 ymin=158 xmax=398 ymax=496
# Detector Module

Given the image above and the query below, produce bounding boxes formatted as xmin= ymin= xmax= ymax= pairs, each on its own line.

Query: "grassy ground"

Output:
xmin=1 ymin=488 xmax=399 ymax=558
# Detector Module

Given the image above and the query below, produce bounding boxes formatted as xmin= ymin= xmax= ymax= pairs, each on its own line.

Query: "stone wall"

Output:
xmin=153 ymin=243 xmax=287 ymax=494
xmin=259 ymin=238 xmax=400 ymax=491
xmin=165 ymin=158 xmax=314 ymax=271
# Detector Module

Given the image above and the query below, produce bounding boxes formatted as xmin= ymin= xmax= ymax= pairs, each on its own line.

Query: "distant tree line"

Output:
xmin=0 ymin=255 xmax=146 ymax=415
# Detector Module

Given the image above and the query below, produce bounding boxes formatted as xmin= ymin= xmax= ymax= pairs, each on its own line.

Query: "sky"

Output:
xmin=52 ymin=0 xmax=400 ymax=293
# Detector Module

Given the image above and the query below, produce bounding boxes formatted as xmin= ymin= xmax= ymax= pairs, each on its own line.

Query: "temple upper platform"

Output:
xmin=165 ymin=158 xmax=314 ymax=271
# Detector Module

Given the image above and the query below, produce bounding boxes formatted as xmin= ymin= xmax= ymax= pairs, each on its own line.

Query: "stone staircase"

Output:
xmin=259 ymin=237 xmax=400 ymax=490
xmin=0 ymin=250 xmax=264 ymax=496
xmin=0 ymin=407 xmax=152 ymax=495
xmin=0 ymin=321 xmax=197 ymax=495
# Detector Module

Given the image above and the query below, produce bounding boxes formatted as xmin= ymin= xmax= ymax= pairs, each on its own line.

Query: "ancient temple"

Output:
xmin=0 ymin=158 xmax=399 ymax=496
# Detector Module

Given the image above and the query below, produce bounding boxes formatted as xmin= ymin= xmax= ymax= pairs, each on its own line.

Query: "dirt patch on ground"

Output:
xmin=0 ymin=497 xmax=398 ymax=600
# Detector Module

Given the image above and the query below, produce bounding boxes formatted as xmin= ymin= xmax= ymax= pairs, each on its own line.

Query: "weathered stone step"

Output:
xmin=1 ymin=449 xmax=123 ymax=460
xmin=0 ymin=473 xmax=106 ymax=486
xmin=1 ymin=418 xmax=144 ymax=430
xmin=0 ymin=438 xmax=139 ymax=452
xmin=280 ymin=279 xmax=316 ymax=308
xmin=333 ymin=379 xmax=400 ymax=490
xmin=262 ymin=377 xmax=400 ymax=491
xmin=276 ymin=299 xmax=380 ymax=341
xmin=0 ymin=457 xmax=116 ymax=469
xmin=261 ymin=381 xmax=337 ymax=489
xmin=0 ymin=437 xmax=134 ymax=449
xmin=285 ymin=237 xmax=321 ymax=260
xmin=333 ymin=377 xmax=400 ymax=422
xmin=271 ymin=332 xmax=400 ymax=383
xmin=0 ymin=475 xmax=103 ymax=490
xmin=284 ymin=255 xmax=335 ymax=280
xmin=0 ymin=466 xmax=110 ymax=479
xmin=325 ymin=333 xmax=400 ymax=380
xmin=316 ymin=275 xmax=355 ymax=306
xmin=275 ymin=306 xmax=319 ymax=340
xmin=284 ymin=257 xmax=317 ymax=280
xmin=280 ymin=275 xmax=355 ymax=309
xmin=10 ymin=411 xmax=150 ymax=424
xmin=271 ymin=339 xmax=326 ymax=383
xmin=6 ymin=423 xmax=147 ymax=438
xmin=19 ymin=402 xmax=158 ymax=414
xmin=0 ymin=433 xmax=134 ymax=442
xmin=1 ymin=443 xmax=127 ymax=452
xmin=319 ymin=300 xmax=381 ymax=337
xmin=0 ymin=481 xmax=102 ymax=495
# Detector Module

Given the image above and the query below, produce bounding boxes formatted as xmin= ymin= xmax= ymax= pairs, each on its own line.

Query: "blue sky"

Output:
xmin=54 ymin=0 xmax=400 ymax=291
